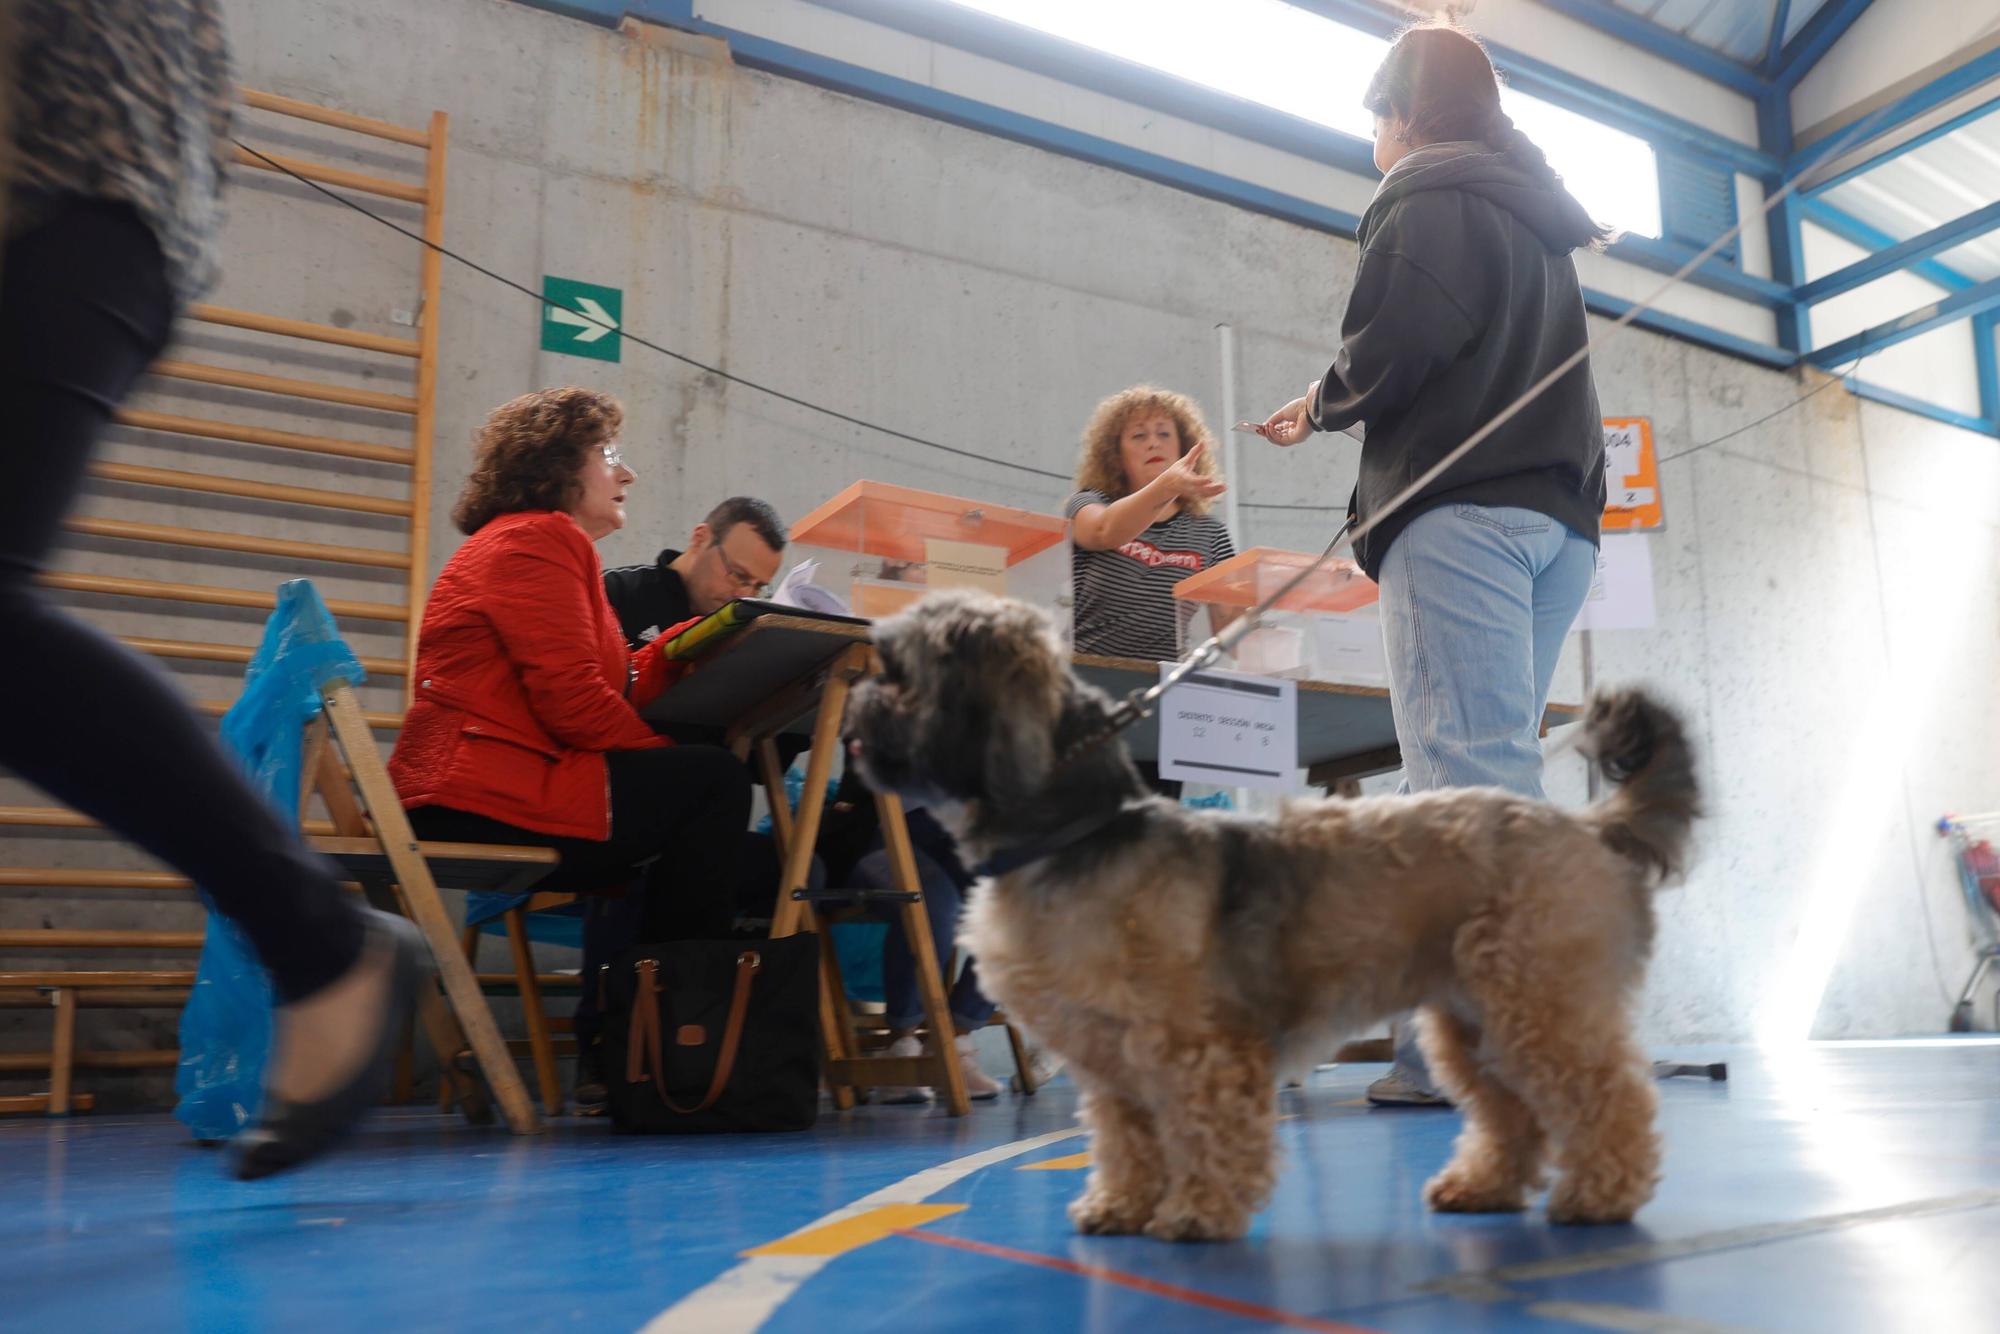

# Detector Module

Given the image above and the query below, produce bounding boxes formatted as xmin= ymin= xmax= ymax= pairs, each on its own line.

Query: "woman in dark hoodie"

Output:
xmin=1259 ymin=24 xmax=1610 ymax=1105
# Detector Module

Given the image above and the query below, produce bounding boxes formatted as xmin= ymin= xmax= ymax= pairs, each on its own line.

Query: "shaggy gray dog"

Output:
xmin=845 ymin=590 xmax=1698 ymax=1241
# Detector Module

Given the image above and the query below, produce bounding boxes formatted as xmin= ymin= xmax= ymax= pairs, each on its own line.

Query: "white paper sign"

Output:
xmin=1603 ymin=420 xmax=1643 ymax=481
xmin=1572 ymin=533 xmax=1655 ymax=632
xmin=1310 ymin=606 xmax=1389 ymax=686
xmin=1157 ymin=664 xmax=1298 ymax=790
xmin=924 ymin=538 xmax=1008 ymax=593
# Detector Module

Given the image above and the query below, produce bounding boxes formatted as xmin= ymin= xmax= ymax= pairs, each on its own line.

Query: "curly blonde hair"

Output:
xmin=1072 ymin=385 xmax=1221 ymax=517
xmin=452 ymin=387 xmax=624 ymax=534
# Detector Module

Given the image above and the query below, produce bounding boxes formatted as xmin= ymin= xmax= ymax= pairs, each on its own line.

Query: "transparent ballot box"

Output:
xmin=787 ymin=480 xmax=1068 ymax=620
xmin=1171 ymin=546 xmax=1384 ymax=684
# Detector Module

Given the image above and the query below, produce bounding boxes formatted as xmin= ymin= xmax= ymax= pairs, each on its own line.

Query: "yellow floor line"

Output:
xmin=740 ymin=1203 xmax=968 ymax=1257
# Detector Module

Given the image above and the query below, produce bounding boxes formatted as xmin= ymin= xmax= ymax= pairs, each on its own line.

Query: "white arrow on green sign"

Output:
xmin=541 ymin=276 xmax=622 ymax=363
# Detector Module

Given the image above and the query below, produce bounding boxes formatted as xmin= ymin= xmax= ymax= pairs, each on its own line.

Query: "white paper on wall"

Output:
xmin=1572 ymin=533 xmax=1655 ymax=632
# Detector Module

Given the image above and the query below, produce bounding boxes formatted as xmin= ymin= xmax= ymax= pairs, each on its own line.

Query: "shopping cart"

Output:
xmin=1938 ymin=813 xmax=2000 ymax=1031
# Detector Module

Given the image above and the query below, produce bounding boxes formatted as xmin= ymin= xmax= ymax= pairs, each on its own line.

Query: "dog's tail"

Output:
xmin=1580 ymin=688 xmax=1699 ymax=884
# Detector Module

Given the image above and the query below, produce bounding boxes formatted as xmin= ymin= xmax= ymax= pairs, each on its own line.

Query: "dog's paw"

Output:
xmin=1545 ymin=1181 xmax=1646 ymax=1225
xmin=1140 ymin=1204 xmax=1248 ymax=1243
xmin=1068 ymin=1191 xmax=1150 ymax=1236
xmin=1423 ymin=1167 xmax=1530 ymax=1214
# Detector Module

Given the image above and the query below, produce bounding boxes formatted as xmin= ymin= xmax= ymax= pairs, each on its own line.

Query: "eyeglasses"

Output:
xmin=714 ymin=544 xmax=769 ymax=597
xmin=600 ymin=443 xmax=627 ymax=470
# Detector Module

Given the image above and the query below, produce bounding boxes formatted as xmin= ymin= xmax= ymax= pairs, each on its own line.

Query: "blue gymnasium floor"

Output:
xmin=5 ymin=1041 xmax=1999 ymax=1333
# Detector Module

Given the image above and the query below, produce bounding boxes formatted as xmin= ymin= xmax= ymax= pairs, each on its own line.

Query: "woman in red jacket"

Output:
xmin=391 ymin=387 xmax=751 ymax=1075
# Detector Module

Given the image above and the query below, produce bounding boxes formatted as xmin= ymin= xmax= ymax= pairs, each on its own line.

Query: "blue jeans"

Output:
xmin=1380 ymin=504 xmax=1596 ymax=799
xmin=850 ymin=845 xmax=996 ymax=1033
xmin=1377 ymin=503 xmax=1595 ymax=1086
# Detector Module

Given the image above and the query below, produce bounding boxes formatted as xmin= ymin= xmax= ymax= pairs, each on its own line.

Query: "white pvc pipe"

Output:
xmin=1216 ymin=322 xmax=1243 ymax=544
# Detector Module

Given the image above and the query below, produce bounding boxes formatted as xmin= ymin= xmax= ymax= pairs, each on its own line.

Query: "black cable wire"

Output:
xmin=1656 ymin=355 xmax=1867 ymax=467
xmin=1239 ymin=355 xmax=1873 ymax=517
xmin=231 ymin=137 xmax=1074 ymax=484
xmin=236 ymin=136 xmax=1875 ymax=517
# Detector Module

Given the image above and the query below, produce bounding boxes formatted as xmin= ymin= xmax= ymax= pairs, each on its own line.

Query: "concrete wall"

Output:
xmin=6 ymin=0 xmax=1998 ymax=1103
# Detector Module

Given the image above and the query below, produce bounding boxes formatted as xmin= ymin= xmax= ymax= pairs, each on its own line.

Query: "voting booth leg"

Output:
xmin=767 ymin=655 xmax=861 ymax=1110
xmin=873 ymin=787 xmax=970 ymax=1115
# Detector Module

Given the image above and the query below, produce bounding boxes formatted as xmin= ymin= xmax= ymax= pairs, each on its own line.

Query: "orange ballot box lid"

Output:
xmin=1172 ymin=547 xmax=1379 ymax=613
xmin=790 ymin=481 xmax=1066 ymax=568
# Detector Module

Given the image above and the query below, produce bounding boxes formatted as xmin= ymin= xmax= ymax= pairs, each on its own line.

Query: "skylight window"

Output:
xmin=945 ymin=0 xmax=1661 ymax=238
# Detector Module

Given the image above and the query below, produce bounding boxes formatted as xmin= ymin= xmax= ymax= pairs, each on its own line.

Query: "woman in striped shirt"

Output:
xmin=1065 ymin=385 xmax=1237 ymax=663
xmin=1065 ymin=386 xmax=1237 ymax=798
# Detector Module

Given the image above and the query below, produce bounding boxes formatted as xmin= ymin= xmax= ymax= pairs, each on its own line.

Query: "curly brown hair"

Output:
xmin=1072 ymin=385 xmax=1221 ymax=517
xmin=452 ymin=387 xmax=625 ymax=535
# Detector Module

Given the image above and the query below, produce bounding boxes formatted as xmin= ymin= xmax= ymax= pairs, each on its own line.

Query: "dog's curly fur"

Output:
xmin=846 ymin=591 xmax=1700 ymax=1242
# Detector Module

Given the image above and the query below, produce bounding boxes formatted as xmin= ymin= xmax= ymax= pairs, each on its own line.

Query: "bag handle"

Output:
xmin=626 ymin=950 xmax=762 ymax=1115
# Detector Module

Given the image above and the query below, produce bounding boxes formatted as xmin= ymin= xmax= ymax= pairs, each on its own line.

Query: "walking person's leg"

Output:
xmin=0 ymin=201 xmax=414 ymax=1176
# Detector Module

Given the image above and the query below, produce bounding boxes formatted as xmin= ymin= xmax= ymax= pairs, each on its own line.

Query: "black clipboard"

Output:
xmin=656 ymin=597 xmax=868 ymax=660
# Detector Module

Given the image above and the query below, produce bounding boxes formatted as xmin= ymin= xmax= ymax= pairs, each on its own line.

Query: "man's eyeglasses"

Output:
xmin=714 ymin=544 xmax=768 ymax=597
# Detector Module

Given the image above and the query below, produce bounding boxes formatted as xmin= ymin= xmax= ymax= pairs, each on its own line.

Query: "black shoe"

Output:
xmin=231 ymin=909 xmax=427 ymax=1180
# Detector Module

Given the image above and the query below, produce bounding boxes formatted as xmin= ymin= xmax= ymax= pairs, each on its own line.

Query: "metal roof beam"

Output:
xmin=1790 ymin=45 xmax=2000 ymax=174
xmin=1800 ymin=197 xmax=1981 ymax=291
xmin=1802 ymin=94 xmax=2000 ymax=197
xmin=1524 ymin=0 xmax=1770 ymax=98
xmin=1769 ymin=0 xmax=1875 ymax=90
xmin=1794 ymin=201 xmax=2000 ymax=305
xmin=1806 ymin=274 xmax=2000 ymax=367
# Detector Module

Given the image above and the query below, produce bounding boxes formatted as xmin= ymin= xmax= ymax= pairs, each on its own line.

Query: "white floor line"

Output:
xmin=640 ymin=1125 xmax=1084 ymax=1333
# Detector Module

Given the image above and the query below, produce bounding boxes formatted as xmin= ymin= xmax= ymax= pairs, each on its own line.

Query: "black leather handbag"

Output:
xmin=601 ymin=934 xmax=822 ymax=1133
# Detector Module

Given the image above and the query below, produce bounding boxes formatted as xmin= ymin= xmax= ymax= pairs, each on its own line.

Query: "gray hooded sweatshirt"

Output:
xmin=1307 ymin=142 xmax=1608 ymax=579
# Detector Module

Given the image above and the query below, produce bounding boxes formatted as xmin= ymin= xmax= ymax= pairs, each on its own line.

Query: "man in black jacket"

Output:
xmin=603 ymin=495 xmax=788 ymax=645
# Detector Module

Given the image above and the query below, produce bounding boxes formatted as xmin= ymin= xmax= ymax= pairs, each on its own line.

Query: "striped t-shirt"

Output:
xmin=1066 ymin=490 xmax=1236 ymax=661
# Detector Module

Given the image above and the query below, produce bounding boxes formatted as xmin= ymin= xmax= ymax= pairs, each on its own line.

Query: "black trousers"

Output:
xmin=0 ymin=199 xmax=364 ymax=1003
xmin=408 ymin=744 xmax=752 ymax=1046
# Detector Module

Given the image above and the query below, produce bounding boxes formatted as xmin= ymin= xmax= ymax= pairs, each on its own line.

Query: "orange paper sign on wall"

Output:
xmin=1601 ymin=417 xmax=1661 ymax=532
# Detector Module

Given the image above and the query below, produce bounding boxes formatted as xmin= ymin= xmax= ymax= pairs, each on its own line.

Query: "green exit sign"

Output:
xmin=540 ymin=276 xmax=622 ymax=363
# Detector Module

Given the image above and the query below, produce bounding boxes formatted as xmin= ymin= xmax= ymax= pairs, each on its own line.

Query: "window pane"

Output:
xmin=945 ymin=0 xmax=1661 ymax=238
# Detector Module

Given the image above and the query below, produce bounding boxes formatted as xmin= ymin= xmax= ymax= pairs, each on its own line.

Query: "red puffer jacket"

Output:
xmin=388 ymin=510 xmax=698 ymax=840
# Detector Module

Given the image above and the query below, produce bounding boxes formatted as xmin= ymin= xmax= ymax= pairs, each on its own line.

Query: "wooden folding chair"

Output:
xmin=453 ymin=890 xmax=582 ymax=1116
xmin=300 ymin=682 xmax=554 ymax=1134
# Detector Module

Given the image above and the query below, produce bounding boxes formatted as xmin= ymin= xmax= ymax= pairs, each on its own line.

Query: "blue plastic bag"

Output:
xmin=173 ymin=580 xmax=365 ymax=1141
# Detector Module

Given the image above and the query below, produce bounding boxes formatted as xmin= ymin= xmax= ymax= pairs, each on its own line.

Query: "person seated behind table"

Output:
xmin=602 ymin=495 xmax=788 ymax=651
xmin=601 ymin=495 xmax=807 ymax=938
xmin=600 ymin=497 xmax=997 ymax=1097
xmin=817 ymin=768 xmax=1004 ymax=1102
xmin=389 ymin=388 xmax=752 ymax=1110
xmin=1065 ymin=384 xmax=1238 ymax=796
